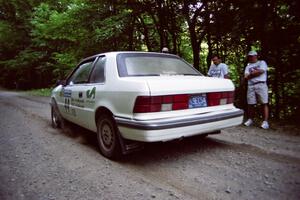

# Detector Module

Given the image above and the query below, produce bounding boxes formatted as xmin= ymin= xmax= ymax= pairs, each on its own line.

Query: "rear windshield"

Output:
xmin=117 ymin=53 xmax=201 ymax=77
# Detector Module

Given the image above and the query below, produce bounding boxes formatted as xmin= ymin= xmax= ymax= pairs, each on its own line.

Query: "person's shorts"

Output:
xmin=247 ymin=83 xmax=268 ymax=104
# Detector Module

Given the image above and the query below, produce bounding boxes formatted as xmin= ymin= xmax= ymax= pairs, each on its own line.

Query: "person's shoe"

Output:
xmin=261 ymin=121 xmax=269 ymax=129
xmin=244 ymin=119 xmax=253 ymax=127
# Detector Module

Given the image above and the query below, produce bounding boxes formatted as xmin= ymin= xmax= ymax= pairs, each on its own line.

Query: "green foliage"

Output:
xmin=0 ymin=0 xmax=299 ymax=122
xmin=0 ymin=21 xmax=22 ymax=54
xmin=95 ymin=9 xmax=132 ymax=41
xmin=26 ymin=88 xmax=52 ymax=97
xmin=51 ymin=52 xmax=77 ymax=78
xmin=31 ymin=3 xmax=89 ymax=43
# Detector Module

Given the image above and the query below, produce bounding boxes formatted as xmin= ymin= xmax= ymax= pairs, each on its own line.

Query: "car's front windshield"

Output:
xmin=117 ymin=53 xmax=202 ymax=77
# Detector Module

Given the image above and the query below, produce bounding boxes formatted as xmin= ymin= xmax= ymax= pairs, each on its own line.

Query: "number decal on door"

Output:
xmin=64 ymin=98 xmax=70 ymax=112
xmin=62 ymin=88 xmax=75 ymax=116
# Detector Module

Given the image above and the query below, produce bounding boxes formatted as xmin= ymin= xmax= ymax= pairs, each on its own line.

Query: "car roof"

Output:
xmin=80 ymin=51 xmax=179 ymax=63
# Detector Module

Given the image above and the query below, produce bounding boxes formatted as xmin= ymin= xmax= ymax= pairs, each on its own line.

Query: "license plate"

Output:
xmin=189 ymin=94 xmax=207 ymax=108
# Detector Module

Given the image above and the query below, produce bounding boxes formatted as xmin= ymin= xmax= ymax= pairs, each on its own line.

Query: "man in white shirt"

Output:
xmin=207 ymin=55 xmax=229 ymax=79
xmin=244 ymin=50 xmax=269 ymax=129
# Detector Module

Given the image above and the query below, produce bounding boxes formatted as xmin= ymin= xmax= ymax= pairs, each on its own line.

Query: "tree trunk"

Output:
xmin=137 ymin=16 xmax=152 ymax=52
xmin=207 ymin=33 xmax=212 ymax=72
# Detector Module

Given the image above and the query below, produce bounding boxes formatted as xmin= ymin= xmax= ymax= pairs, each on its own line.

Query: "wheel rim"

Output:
xmin=100 ymin=121 xmax=114 ymax=151
xmin=52 ymin=107 xmax=59 ymax=127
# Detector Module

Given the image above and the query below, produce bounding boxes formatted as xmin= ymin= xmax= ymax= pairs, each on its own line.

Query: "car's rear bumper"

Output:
xmin=115 ymin=109 xmax=244 ymax=142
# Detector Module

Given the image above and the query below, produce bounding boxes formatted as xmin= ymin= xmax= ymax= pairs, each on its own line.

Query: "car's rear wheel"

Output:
xmin=96 ymin=114 xmax=122 ymax=159
xmin=51 ymin=100 xmax=64 ymax=128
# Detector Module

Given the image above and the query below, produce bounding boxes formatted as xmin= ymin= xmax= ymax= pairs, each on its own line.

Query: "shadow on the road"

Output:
xmin=55 ymin=121 xmax=100 ymax=152
xmin=52 ymin=121 xmax=230 ymax=163
xmin=122 ymin=136 xmax=230 ymax=165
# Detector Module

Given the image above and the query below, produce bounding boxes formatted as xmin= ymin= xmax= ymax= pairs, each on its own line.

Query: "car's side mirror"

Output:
xmin=56 ymin=80 xmax=67 ymax=87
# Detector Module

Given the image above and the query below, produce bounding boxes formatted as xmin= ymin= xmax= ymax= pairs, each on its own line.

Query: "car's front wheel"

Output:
xmin=96 ymin=114 xmax=122 ymax=159
xmin=51 ymin=101 xmax=64 ymax=128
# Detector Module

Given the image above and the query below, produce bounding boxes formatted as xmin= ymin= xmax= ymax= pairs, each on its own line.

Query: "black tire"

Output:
xmin=51 ymin=101 xmax=64 ymax=128
xmin=96 ymin=114 xmax=122 ymax=159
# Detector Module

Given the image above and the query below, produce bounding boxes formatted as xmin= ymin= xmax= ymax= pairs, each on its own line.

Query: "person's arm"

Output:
xmin=245 ymin=71 xmax=261 ymax=80
xmin=223 ymin=64 xmax=230 ymax=79
xmin=207 ymin=66 xmax=212 ymax=77
xmin=245 ymin=61 xmax=266 ymax=80
xmin=244 ymin=65 xmax=250 ymax=80
xmin=249 ymin=68 xmax=264 ymax=78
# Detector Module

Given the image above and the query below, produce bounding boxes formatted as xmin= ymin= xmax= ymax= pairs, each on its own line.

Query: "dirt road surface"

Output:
xmin=0 ymin=90 xmax=299 ymax=200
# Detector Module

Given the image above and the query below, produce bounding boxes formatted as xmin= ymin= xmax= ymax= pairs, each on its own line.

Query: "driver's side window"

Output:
xmin=69 ymin=60 xmax=94 ymax=85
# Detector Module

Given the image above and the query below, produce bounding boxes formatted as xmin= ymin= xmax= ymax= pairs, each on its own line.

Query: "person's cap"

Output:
xmin=162 ymin=47 xmax=169 ymax=53
xmin=248 ymin=50 xmax=257 ymax=56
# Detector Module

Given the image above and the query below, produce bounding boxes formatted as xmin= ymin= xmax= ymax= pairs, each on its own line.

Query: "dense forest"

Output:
xmin=0 ymin=0 xmax=299 ymax=122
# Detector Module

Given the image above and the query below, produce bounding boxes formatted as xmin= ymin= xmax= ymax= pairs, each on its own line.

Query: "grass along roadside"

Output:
xmin=25 ymin=88 xmax=52 ymax=97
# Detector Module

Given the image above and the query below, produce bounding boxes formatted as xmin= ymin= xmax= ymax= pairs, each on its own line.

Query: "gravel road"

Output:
xmin=0 ymin=90 xmax=299 ymax=200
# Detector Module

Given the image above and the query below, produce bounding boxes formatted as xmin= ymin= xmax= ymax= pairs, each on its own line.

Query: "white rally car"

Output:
xmin=51 ymin=51 xmax=243 ymax=159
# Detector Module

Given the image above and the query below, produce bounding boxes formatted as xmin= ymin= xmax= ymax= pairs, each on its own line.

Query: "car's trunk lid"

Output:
xmin=144 ymin=76 xmax=234 ymax=96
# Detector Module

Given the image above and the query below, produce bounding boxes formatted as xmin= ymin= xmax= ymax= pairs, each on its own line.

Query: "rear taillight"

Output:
xmin=207 ymin=91 xmax=234 ymax=106
xmin=133 ymin=95 xmax=189 ymax=113
xmin=133 ymin=96 xmax=162 ymax=113
xmin=133 ymin=91 xmax=234 ymax=113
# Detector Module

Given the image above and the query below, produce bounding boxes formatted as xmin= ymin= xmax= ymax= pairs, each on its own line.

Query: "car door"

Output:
xmin=62 ymin=58 xmax=95 ymax=126
xmin=82 ymin=56 xmax=106 ymax=130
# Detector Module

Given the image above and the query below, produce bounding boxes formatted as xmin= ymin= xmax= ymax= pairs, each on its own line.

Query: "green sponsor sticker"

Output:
xmin=86 ymin=87 xmax=96 ymax=99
